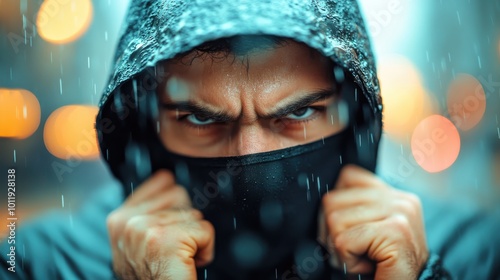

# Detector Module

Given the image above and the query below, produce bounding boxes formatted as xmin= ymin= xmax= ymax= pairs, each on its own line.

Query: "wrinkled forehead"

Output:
xmin=157 ymin=37 xmax=333 ymax=77
xmin=155 ymin=37 xmax=337 ymax=102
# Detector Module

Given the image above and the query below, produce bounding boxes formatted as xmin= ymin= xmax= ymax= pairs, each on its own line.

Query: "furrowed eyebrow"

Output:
xmin=262 ymin=88 xmax=337 ymax=119
xmin=160 ymin=101 xmax=236 ymax=122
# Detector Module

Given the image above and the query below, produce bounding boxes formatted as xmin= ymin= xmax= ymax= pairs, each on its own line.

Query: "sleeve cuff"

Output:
xmin=418 ymin=253 xmax=453 ymax=280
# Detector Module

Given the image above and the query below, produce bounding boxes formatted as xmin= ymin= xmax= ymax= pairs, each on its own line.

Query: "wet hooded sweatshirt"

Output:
xmin=2 ymin=0 xmax=499 ymax=279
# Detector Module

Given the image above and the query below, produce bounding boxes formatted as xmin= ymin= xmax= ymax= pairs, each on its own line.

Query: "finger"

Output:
xmin=335 ymin=165 xmax=385 ymax=190
xmin=121 ymin=209 xmax=204 ymax=254
xmin=332 ymin=221 xmax=377 ymax=275
xmin=119 ymin=209 xmax=205 ymax=274
xmin=125 ymin=169 xmax=176 ymax=206
xmin=325 ymin=204 xmax=390 ymax=236
xmin=333 ymin=215 xmax=411 ymax=277
xmin=191 ymin=220 xmax=216 ymax=267
xmin=121 ymin=214 xmax=212 ymax=280
xmin=134 ymin=184 xmax=192 ymax=214
xmin=317 ymin=207 xmax=341 ymax=269
xmin=153 ymin=219 xmax=215 ymax=268
xmin=162 ymin=220 xmax=215 ymax=278
xmin=322 ymin=187 xmax=388 ymax=213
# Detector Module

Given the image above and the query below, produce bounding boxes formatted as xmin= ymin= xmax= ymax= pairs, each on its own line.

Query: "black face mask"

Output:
xmin=144 ymin=127 xmax=352 ymax=280
xmin=112 ymin=75 xmax=379 ymax=279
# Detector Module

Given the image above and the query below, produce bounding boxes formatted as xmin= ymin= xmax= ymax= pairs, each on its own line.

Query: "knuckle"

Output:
xmin=123 ymin=215 xmax=146 ymax=240
xmin=144 ymin=227 xmax=165 ymax=261
xmin=106 ymin=211 xmax=119 ymax=228
xmin=160 ymin=170 xmax=175 ymax=185
xmin=144 ymin=227 xmax=162 ymax=247
xmin=394 ymin=193 xmax=421 ymax=217
xmin=200 ymin=219 xmax=215 ymax=235
xmin=405 ymin=193 xmax=422 ymax=208
xmin=322 ymin=191 xmax=339 ymax=207
xmin=172 ymin=185 xmax=190 ymax=199
xmin=394 ymin=199 xmax=414 ymax=215
xmin=332 ymin=233 xmax=346 ymax=253
xmin=190 ymin=208 xmax=203 ymax=219
xmin=321 ymin=192 xmax=332 ymax=205
xmin=388 ymin=215 xmax=411 ymax=235
xmin=339 ymin=165 xmax=353 ymax=178
xmin=168 ymin=186 xmax=192 ymax=208
xmin=327 ymin=211 xmax=342 ymax=234
xmin=106 ymin=210 xmax=125 ymax=233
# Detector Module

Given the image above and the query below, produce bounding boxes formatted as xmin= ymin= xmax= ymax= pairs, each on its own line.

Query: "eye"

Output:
xmin=185 ymin=114 xmax=216 ymax=125
xmin=285 ymin=107 xmax=316 ymax=120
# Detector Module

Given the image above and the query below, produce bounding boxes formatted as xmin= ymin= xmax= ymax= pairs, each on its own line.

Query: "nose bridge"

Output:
xmin=234 ymin=124 xmax=271 ymax=155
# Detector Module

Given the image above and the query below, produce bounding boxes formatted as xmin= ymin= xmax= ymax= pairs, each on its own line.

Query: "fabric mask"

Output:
xmin=145 ymin=127 xmax=352 ymax=280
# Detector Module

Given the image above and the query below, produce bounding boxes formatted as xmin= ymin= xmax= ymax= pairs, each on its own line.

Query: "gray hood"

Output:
xmin=96 ymin=0 xmax=383 ymax=191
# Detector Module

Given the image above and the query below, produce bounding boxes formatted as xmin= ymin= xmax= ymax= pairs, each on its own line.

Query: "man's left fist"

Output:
xmin=320 ymin=165 xmax=429 ymax=280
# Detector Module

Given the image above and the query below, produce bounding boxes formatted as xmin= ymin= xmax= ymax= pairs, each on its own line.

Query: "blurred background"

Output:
xmin=0 ymin=0 xmax=499 ymax=237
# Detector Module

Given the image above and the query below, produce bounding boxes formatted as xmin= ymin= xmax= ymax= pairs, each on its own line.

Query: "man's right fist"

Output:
xmin=106 ymin=170 xmax=215 ymax=280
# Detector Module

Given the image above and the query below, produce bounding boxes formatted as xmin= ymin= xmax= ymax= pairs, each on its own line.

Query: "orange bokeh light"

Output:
xmin=411 ymin=115 xmax=460 ymax=173
xmin=37 ymin=0 xmax=93 ymax=44
xmin=0 ymin=88 xmax=41 ymax=139
xmin=378 ymin=55 xmax=435 ymax=140
xmin=447 ymin=74 xmax=486 ymax=131
xmin=43 ymin=105 xmax=100 ymax=160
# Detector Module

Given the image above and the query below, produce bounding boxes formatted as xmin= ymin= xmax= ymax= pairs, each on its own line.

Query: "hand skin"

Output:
xmin=106 ymin=170 xmax=215 ymax=280
xmin=320 ymin=165 xmax=429 ymax=280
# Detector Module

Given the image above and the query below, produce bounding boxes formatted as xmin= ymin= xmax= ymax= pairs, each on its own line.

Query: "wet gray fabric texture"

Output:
xmin=95 ymin=0 xmax=383 ymax=205
xmin=98 ymin=0 xmax=382 ymax=121
xmin=1 ymin=0 xmax=498 ymax=279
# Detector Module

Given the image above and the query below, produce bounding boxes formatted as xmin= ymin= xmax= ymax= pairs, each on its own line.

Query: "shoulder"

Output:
xmin=0 ymin=182 xmax=124 ymax=280
xmin=418 ymin=193 xmax=500 ymax=280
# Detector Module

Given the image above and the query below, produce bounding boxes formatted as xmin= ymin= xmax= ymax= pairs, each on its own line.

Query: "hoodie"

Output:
xmin=2 ymin=0 xmax=498 ymax=279
xmin=95 ymin=0 xmax=383 ymax=191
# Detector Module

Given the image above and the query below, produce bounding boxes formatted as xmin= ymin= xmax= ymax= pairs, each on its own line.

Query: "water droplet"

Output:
xmin=259 ymin=199 xmax=283 ymax=232
xmin=230 ymin=232 xmax=267 ymax=269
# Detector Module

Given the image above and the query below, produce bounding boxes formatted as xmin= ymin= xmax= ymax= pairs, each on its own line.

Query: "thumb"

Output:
xmin=317 ymin=207 xmax=341 ymax=269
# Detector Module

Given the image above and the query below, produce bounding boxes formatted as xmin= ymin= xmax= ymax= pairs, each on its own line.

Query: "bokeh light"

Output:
xmin=36 ymin=0 xmax=93 ymax=44
xmin=378 ymin=55 xmax=436 ymax=140
xmin=447 ymin=74 xmax=486 ymax=131
xmin=0 ymin=88 xmax=41 ymax=139
xmin=43 ymin=105 xmax=99 ymax=160
xmin=411 ymin=115 xmax=461 ymax=173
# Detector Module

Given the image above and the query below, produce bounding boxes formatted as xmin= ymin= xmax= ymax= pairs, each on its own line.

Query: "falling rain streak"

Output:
xmin=317 ymin=177 xmax=321 ymax=197
xmin=0 ymin=1 xmax=498 ymax=278
xmin=306 ymin=177 xmax=311 ymax=201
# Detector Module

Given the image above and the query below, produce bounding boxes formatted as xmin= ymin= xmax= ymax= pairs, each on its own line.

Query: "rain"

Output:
xmin=0 ymin=0 xmax=499 ymax=280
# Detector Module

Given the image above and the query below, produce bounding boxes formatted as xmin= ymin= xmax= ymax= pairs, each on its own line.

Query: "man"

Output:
xmin=1 ymin=0 xmax=498 ymax=279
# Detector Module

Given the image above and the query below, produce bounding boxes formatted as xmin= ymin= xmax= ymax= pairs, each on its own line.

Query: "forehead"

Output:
xmin=164 ymin=39 xmax=331 ymax=72
xmin=157 ymin=39 xmax=335 ymax=103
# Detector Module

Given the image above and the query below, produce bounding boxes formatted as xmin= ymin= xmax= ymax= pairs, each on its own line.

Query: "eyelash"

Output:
xmin=283 ymin=106 xmax=325 ymax=125
xmin=176 ymin=106 xmax=326 ymax=129
xmin=175 ymin=114 xmax=216 ymax=130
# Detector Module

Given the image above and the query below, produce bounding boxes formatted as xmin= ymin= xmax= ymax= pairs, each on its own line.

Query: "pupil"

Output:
xmin=195 ymin=114 xmax=210 ymax=122
xmin=293 ymin=107 xmax=308 ymax=116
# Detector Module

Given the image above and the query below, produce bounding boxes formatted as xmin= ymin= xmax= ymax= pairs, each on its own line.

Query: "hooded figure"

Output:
xmin=2 ymin=0 xmax=499 ymax=280
xmin=96 ymin=0 xmax=382 ymax=187
xmin=95 ymin=0 xmax=444 ymax=279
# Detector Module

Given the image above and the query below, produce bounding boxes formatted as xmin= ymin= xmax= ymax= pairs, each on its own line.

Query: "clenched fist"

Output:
xmin=320 ymin=165 xmax=429 ymax=280
xmin=106 ymin=170 xmax=215 ymax=280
